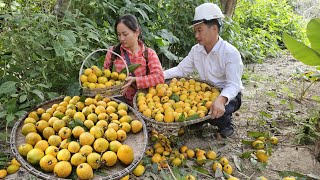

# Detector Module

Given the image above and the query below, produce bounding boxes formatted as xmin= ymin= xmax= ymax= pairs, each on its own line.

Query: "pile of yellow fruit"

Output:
xmin=18 ymin=95 xmax=143 ymax=179
xmin=0 ymin=158 xmax=21 ymax=178
xmin=251 ymin=136 xmax=279 ymax=163
xmin=136 ymin=78 xmax=220 ymax=122
xmin=80 ymin=65 xmax=127 ymax=89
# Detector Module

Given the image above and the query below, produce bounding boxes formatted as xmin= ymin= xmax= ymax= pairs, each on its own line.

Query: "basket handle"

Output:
xmin=79 ymin=49 xmax=130 ymax=88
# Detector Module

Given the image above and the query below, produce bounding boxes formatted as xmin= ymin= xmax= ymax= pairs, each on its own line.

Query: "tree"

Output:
xmin=220 ymin=0 xmax=237 ymax=17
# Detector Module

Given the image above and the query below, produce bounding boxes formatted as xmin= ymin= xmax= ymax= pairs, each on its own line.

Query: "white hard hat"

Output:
xmin=191 ymin=3 xmax=224 ymax=26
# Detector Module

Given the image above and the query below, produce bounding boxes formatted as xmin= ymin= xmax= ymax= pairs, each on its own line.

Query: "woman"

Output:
xmin=104 ymin=14 xmax=164 ymax=105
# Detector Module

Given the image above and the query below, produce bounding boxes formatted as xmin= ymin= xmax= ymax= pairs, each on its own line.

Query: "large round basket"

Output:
xmin=10 ymin=96 xmax=148 ymax=180
xmin=133 ymin=77 xmax=221 ymax=130
xmin=79 ymin=49 xmax=129 ymax=97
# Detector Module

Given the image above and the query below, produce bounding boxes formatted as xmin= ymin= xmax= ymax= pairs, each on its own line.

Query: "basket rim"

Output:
xmin=78 ymin=48 xmax=130 ymax=89
xmin=133 ymin=76 xmax=221 ymax=127
xmin=10 ymin=96 xmax=148 ymax=180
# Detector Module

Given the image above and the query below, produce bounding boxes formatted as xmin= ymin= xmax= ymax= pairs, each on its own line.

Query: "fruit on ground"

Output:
xmin=133 ymin=164 xmax=145 ymax=177
xmin=212 ymin=162 xmax=223 ymax=171
xmin=77 ymin=163 xmax=94 ymax=180
xmin=282 ymin=177 xmax=296 ymax=180
xmin=6 ymin=165 xmax=19 ymax=174
xmin=117 ymin=145 xmax=134 ymax=165
xmin=252 ymin=140 xmax=265 ymax=150
xmin=27 ymin=148 xmax=44 ymax=165
xmin=270 ymin=136 xmax=279 ymax=145
xmin=102 ymin=151 xmax=118 ymax=166
xmin=223 ymin=164 xmax=233 ymax=174
xmin=186 ymin=149 xmax=195 ymax=158
xmin=39 ymin=155 xmax=58 ymax=172
xmin=186 ymin=175 xmax=196 ymax=180
xmin=219 ymin=157 xmax=229 ymax=166
xmin=255 ymin=150 xmax=268 ymax=162
xmin=206 ymin=150 xmax=217 ymax=160
xmin=228 ymin=177 xmax=239 ymax=180
xmin=0 ymin=169 xmax=7 ymax=178
xmin=54 ymin=161 xmax=72 ymax=178
xmin=172 ymin=158 xmax=182 ymax=166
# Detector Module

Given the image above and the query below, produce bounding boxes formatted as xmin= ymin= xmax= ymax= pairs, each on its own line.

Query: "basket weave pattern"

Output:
xmin=10 ymin=96 xmax=148 ymax=180
xmin=79 ymin=49 xmax=129 ymax=97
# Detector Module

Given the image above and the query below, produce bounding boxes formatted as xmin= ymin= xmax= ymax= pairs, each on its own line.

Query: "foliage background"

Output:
xmin=0 ymin=0 xmax=309 ymax=133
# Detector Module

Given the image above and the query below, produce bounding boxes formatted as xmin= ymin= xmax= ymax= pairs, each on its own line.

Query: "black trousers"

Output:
xmin=209 ymin=92 xmax=242 ymax=128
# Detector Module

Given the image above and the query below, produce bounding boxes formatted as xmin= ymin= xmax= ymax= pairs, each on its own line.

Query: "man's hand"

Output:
xmin=208 ymin=96 xmax=228 ymax=119
xmin=120 ymin=76 xmax=136 ymax=95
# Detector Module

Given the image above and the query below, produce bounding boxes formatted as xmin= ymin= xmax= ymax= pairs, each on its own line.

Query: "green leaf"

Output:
xmin=170 ymin=93 xmax=179 ymax=102
xmin=177 ymin=113 xmax=186 ymax=122
xmin=5 ymin=98 xmax=18 ymax=114
xmin=6 ymin=114 xmax=15 ymax=125
xmin=247 ymin=131 xmax=270 ymax=138
xmin=55 ymin=114 xmax=65 ymax=119
xmin=0 ymin=111 xmax=7 ymax=118
xmin=241 ymin=140 xmax=254 ymax=145
xmin=307 ymin=18 xmax=320 ymax=52
xmin=278 ymin=171 xmax=307 ymax=178
xmin=19 ymin=94 xmax=27 ymax=103
xmin=283 ymin=33 xmax=320 ymax=66
xmin=0 ymin=81 xmax=17 ymax=95
xmin=191 ymin=165 xmax=209 ymax=175
xmin=53 ymin=40 xmax=65 ymax=56
xmin=186 ymin=113 xmax=200 ymax=121
xmin=32 ymin=89 xmax=44 ymax=100
xmin=240 ymin=151 xmax=254 ymax=159
xmin=119 ymin=64 xmax=141 ymax=74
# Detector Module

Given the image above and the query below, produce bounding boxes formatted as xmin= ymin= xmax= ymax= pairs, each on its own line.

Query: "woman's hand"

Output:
xmin=120 ymin=76 xmax=136 ymax=95
xmin=208 ymin=96 xmax=227 ymax=119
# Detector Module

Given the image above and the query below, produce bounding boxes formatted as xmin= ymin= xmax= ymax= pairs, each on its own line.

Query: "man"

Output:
xmin=164 ymin=3 xmax=243 ymax=137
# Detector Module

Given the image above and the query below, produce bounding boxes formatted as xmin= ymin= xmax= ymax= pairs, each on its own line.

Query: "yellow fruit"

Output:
xmin=48 ymin=135 xmax=62 ymax=147
xmin=105 ymin=128 xmax=118 ymax=141
xmin=79 ymin=132 xmax=95 ymax=146
xmin=72 ymin=126 xmax=85 ymax=138
xmin=24 ymin=117 xmax=37 ymax=124
xmin=206 ymin=150 xmax=217 ymax=160
xmin=120 ymin=122 xmax=131 ymax=133
xmin=25 ymin=132 xmax=42 ymax=146
xmin=219 ymin=157 xmax=229 ymax=166
xmin=87 ymin=153 xmax=101 ymax=169
xmin=58 ymin=127 xmax=72 ymax=140
xmin=109 ymin=140 xmax=122 ymax=153
xmin=256 ymin=177 xmax=268 ymax=180
xmin=131 ymin=120 xmax=143 ymax=133
xmin=117 ymin=145 xmax=134 ymax=165
xmin=196 ymin=155 xmax=207 ymax=165
xmin=0 ymin=169 xmax=7 ymax=178
xmin=28 ymin=111 xmax=39 ymax=121
xmin=151 ymin=153 xmax=161 ymax=163
xmin=186 ymin=175 xmax=196 ymax=180
xmin=18 ymin=144 xmax=33 ymax=157
xmin=34 ymin=140 xmax=49 ymax=152
xmin=257 ymin=136 xmax=266 ymax=142
xmin=90 ymin=126 xmax=104 ymax=138
xmin=186 ymin=149 xmax=195 ymax=158
xmin=35 ymin=120 xmax=50 ymax=133
xmin=6 ymin=164 xmax=19 ymax=174
xmin=212 ymin=162 xmax=222 ymax=171
xmin=228 ymin=177 xmax=239 ymax=180
xmin=45 ymin=146 xmax=59 ymax=157
xmin=172 ymin=157 xmax=182 ymax=166
xmin=255 ymin=150 xmax=268 ymax=162
xmin=118 ymin=73 xmax=127 ymax=81
xmin=282 ymin=177 xmax=296 ymax=180
xmin=54 ymin=161 xmax=72 ymax=178
xmin=11 ymin=158 xmax=21 ymax=167
xmin=59 ymin=139 xmax=69 ymax=149
xmin=103 ymin=69 xmax=112 ymax=78
xmin=270 ymin=136 xmax=279 ymax=145
xmin=22 ymin=123 xmax=37 ymax=136
xmin=111 ymin=71 xmax=119 ymax=80
xmin=42 ymin=127 xmax=55 ymax=140
xmin=223 ymin=164 xmax=233 ymax=174
xmin=77 ymin=163 xmax=94 ymax=179
xmin=102 ymin=151 xmax=118 ymax=166
xmin=252 ymin=140 xmax=265 ymax=150
xmin=73 ymin=112 xmax=86 ymax=122
xmin=70 ymin=153 xmax=86 ymax=166
xmin=84 ymin=68 xmax=93 ymax=76
xmin=180 ymin=145 xmax=188 ymax=153
xmin=164 ymin=112 xmax=175 ymax=123
xmin=96 ymin=120 xmax=109 ymax=130
xmin=27 ymin=148 xmax=44 ymax=165
xmin=93 ymin=138 xmax=109 ymax=153
xmin=39 ymin=155 xmax=58 ymax=172
xmin=79 ymin=145 xmax=93 ymax=156
xmin=120 ymin=175 xmax=129 ymax=180
xmin=57 ymin=149 xmax=71 ymax=161
xmin=133 ymin=164 xmax=145 ymax=176
xmin=68 ymin=141 xmax=80 ymax=153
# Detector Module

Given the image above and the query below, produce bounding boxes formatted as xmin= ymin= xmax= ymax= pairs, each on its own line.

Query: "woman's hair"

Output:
xmin=114 ymin=14 xmax=142 ymax=40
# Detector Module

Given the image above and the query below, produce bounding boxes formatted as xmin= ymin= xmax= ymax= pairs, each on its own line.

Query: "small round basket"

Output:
xmin=79 ymin=49 xmax=129 ymax=97
xmin=133 ymin=77 xmax=221 ymax=132
xmin=10 ymin=96 xmax=148 ymax=180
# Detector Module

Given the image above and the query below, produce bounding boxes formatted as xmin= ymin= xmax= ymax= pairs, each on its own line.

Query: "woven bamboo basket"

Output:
xmin=133 ymin=77 xmax=221 ymax=132
xmin=79 ymin=49 xmax=129 ymax=97
xmin=10 ymin=96 xmax=148 ymax=180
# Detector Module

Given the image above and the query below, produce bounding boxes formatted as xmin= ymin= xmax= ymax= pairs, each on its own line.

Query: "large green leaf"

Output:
xmin=307 ymin=18 xmax=320 ymax=52
xmin=283 ymin=33 xmax=320 ymax=66
xmin=0 ymin=81 xmax=17 ymax=95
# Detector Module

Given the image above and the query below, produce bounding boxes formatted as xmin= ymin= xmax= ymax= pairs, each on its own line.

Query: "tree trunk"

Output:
xmin=220 ymin=0 xmax=237 ymax=17
xmin=53 ymin=0 xmax=72 ymax=18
